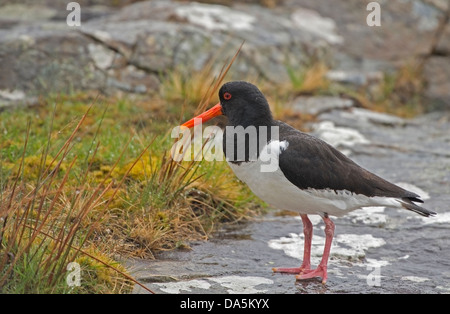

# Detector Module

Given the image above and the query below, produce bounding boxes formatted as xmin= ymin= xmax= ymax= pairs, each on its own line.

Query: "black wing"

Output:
xmin=275 ymin=121 xmax=422 ymax=201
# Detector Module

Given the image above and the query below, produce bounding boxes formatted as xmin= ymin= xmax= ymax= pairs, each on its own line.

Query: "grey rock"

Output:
xmin=290 ymin=8 xmax=344 ymax=45
xmin=326 ymin=70 xmax=385 ymax=86
xmin=424 ymin=56 xmax=450 ymax=109
xmin=175 ymin=3 xmax=257 ymax=32
xmin=291 ymin=96 xmax=354 ymax=116
xmin=0 ymin=4 xmax=57 ymax=23
xmin=284 ymin=0 xmax=446 ymax=60
xmin=412 ymin=0 xmax=442 ymax=32
xmin=80 ymin=0 xmax=336 ymax=83
xmin=316 ymin=108 xmax=407 ymax=142
xmin=284 ymin=0 xmax=450 ymax=109
xmin=0 ymin=25 xmax=106 ymax=95
xmin=105 ymin=65 xmax=160 ymax=94
xmin=87 ymin=42 xmax=117 ymax=71
xmin=0 ymin=0 xmax=449 ymax=108
xmin=0 ymin=89 xmax=37 ymax=110
xmin=312 ymin=120 xmax=370 ymax=156
xmin=0 ymin=0 xmax=338 ymax=99
xmin=341 ymin=107 xmax=406 ymax=126
xmin=436 ymin=22 xmax=450 ymax=54
xmin=424 ymin=0 xmax=449 ymax=11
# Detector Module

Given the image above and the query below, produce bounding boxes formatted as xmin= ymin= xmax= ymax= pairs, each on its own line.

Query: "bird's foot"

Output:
xmin=295 ymin=265 xmax=327 ymax=284
xmin=272 ymin=264 xmax=310 ymax=275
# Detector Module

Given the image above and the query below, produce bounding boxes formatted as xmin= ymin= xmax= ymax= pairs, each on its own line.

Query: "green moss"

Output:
xmin=0 ymin=92 xmax=262 ymax=293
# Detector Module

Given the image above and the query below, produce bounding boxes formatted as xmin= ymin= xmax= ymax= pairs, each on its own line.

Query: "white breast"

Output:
xmin=227 ymin=140 xmax=402 ymax=217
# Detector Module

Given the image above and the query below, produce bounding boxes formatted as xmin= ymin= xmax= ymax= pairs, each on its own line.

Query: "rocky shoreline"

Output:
xmin=1 ymin=0 xmax=449 ymax=110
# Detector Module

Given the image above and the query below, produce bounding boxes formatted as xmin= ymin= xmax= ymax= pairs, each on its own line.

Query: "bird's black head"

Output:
xmin=181 ymin=81 xmax=273 ymax=129
xmin=218 ymin=81 xmax=273 ymax=127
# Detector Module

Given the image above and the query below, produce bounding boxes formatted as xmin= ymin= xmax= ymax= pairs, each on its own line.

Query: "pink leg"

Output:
xmin=272 ymin=214 xmax=313 ymax=274
xmin=296 ymin=215 xmax=335 ymax=284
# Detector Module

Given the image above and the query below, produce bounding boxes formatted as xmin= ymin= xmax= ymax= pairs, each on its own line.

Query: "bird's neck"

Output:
xmin=223 ymin=119 xmax=278 ymax=163
xmin=227 ymin=111 xmax=274 ymax=129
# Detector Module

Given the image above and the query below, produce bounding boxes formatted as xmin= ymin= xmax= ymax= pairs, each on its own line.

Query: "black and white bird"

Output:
xmin=181 ymin=81 xmax=435 ymax=284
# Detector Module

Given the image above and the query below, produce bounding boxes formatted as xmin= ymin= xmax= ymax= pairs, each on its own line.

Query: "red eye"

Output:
xmin=224 ymin=92 xmax=232 ymax=100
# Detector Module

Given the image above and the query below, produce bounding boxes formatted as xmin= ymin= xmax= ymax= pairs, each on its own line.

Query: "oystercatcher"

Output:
xmin=181 ymin=81 xmax=435 ymax=284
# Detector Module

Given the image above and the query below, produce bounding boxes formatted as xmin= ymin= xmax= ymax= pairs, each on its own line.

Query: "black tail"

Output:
xmin=401 ymin=198 xmax=436 ymax=217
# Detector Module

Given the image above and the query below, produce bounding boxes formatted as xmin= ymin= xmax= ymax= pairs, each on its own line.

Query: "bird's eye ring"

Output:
xmin=224 ymin=92 xmax=232 ymax=100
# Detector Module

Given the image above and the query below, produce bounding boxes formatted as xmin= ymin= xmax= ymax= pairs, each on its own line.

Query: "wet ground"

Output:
xmin=130 ymin=108 xmax=450 ymax=294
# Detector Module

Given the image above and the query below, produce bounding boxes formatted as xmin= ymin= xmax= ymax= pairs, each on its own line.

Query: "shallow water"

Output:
xmin=131 ymin=206 xmax=450 ymax=294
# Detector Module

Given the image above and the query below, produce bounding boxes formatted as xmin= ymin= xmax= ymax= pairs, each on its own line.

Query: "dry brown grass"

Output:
xmin=0 ymin=42 xmax=265 ymax=293
xmin=93 ymin=42 xmax=261 ymax=258
xmin=347 ymin=60 xmax=426 ymax=118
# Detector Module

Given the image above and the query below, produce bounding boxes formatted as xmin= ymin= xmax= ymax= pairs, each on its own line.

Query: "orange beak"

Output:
xmin=181 ymin=103 xmax=223 ymax=128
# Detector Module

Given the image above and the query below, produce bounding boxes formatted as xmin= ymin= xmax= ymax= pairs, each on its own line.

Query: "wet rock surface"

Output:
xmin=131 ymin=108 xmax=450 ymax=294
